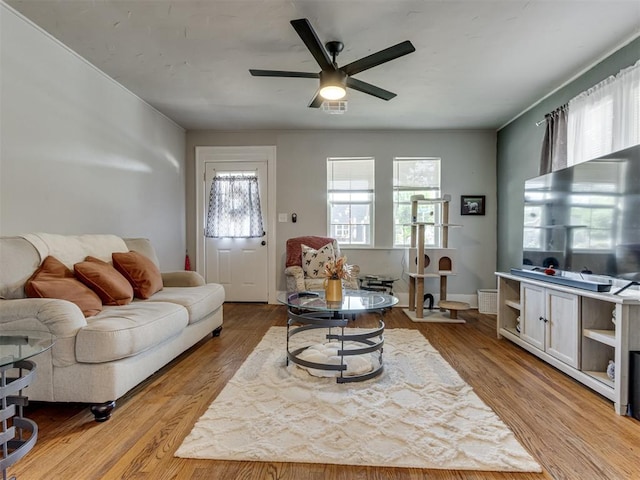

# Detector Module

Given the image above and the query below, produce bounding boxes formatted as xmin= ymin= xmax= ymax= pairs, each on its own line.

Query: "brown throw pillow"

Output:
xmin=25 ymin=256 xmax=102 ymax=317
xmin=74 ymin=256 xmax=134 ymax=306
xmin=112 ymin=251 xmax=163 ymax=299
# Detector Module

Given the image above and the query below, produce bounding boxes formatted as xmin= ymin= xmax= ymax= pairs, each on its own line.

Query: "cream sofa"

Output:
xmin=0 ymin=234 xmax=224 ymax=421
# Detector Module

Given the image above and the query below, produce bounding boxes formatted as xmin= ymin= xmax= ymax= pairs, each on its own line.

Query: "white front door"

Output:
xmin=204 ymin=161 xmax=268 ymax=302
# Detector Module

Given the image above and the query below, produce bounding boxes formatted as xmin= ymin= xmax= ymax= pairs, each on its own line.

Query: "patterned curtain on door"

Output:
xmin=205 ymin=174 xmax=264 ymax=238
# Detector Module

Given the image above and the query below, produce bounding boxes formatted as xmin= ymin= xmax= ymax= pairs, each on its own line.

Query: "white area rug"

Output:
xmin=175 ymin=327 xmax=541 ymax=472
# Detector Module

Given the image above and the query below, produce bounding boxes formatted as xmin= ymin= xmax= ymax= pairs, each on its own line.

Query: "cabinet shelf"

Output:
xmin=583 ymin=370 xmax=614 ymax=389
xmin=583 ymin=329 xmax=616 ymax=347
xmin=501 ymin=326 xmax=520 ymax=337
xmin=505 ymin=299 xmax=521 ymax=310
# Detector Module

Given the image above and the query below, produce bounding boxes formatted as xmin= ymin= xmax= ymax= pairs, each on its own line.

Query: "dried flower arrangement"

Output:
xmin=323 ymin=256 xmax=353 ymax=280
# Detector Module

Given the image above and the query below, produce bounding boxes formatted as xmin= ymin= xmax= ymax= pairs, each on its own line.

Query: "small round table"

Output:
xmin=278 ymin=290 xmax=398 ymax=383
xmin=357 ymin=275 xmax=399 ymax=295
xmin=0 ymin=331 xmax=55 ymax=480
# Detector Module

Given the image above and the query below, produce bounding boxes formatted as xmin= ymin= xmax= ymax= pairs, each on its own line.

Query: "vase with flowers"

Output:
xmin=323 ymin=256 xmax=352 ymax=303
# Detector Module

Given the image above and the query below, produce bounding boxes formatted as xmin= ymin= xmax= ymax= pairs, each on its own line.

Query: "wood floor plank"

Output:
xmin=9 ymin=303 xmax=640 ymax=479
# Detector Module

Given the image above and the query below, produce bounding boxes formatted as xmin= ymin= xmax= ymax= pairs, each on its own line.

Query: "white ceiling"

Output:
xmin=5 ymin=0 xmax=640 ymax=131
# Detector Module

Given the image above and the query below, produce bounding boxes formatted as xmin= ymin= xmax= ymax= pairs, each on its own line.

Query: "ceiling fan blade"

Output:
xmin=290 ymin=18 xmax=334 ymax=71
xmin=346 ymin=77 xmax=396 ymax=101
xmin=342 ymin=40 xmax=415 ymax=76
xmin=249 ymin=69 xmax=319 ymax=79
xmin=308 ymin=91 xmax=324 ymax=108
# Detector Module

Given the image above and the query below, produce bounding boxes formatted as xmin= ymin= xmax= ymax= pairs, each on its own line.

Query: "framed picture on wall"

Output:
xmin=461 ymin=195 xmax=486 ymax=216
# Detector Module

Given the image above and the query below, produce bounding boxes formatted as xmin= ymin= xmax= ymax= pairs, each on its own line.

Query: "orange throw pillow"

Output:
xmin=112 ymin=251 xmax=163 ymax=299
xmin=74 ymin=256 xmax=134 ymax=306
xmin=25 ymin=256 xmax=102 ymax=317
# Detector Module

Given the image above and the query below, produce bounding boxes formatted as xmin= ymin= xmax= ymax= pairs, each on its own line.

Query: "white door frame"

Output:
xmin=195 ymin=146 xmax=277 ymax=304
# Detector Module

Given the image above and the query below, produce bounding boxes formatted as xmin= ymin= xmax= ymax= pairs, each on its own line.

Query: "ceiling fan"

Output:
xmin=249 ymin=18 xmax=416 ymax=108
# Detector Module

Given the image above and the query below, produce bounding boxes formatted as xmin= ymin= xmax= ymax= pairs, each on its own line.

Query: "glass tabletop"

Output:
xmin=0 ymin=331 xmax=55 ymax=368
xmin=278 ymin=289 xmax=398 ymax=312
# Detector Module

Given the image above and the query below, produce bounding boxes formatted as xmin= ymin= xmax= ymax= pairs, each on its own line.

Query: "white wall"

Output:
xmin=0 ymin=5 xmax=187 ymax=269
xmin=187 ymin=130 xmax=497 ymax=299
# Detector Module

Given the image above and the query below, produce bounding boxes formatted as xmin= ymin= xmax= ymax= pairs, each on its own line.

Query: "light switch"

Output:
xmin=278 ymin=213 xmax=288 ymax=222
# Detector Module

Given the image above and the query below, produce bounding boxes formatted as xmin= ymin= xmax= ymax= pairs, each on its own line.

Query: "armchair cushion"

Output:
xmin=301 ymin=243 xmax=335 ymax=279
xmin=285 ymin=236 xmax=336 ymax=268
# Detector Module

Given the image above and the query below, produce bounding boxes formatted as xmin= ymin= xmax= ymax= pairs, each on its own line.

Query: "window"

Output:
xmin=393 ymin=158 xmax=441 ymax=247
xmin=327 ymin=157 xmax=374 ymax=246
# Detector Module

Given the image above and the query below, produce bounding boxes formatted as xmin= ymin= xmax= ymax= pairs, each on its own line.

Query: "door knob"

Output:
xmin=261 ymin=240 xmax=266 ymax=246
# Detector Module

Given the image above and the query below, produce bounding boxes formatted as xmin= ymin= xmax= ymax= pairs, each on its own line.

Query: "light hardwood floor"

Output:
xmin=11 ymin=304 xmax=640 ymax=479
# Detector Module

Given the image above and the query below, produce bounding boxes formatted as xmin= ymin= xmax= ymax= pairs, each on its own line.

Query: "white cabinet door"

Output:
xmin=546 ymin=290 xmax=580 ymax=368
xmin=521 ymin=283 xmax=580 ymax=367
xmin=521 ymin=283 xmax=546 ymax=351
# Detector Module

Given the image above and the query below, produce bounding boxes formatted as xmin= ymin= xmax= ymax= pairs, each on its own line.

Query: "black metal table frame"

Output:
xmin=358 ymin=275 xmax=397 ymax=295
xmin=1 ymin=359 xmax=38 ymax=480
xmin=286 ymin=308 xmax=385 ymax=383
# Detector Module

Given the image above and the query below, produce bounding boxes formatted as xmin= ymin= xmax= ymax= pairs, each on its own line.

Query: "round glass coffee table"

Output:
xmin=0 ymin=331 xmax=55 ymax=480
xmin=278 ymin=290 xmax=398 ymax=383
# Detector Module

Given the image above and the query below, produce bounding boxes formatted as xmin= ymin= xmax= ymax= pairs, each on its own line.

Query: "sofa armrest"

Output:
xmin=161 ymin=271 xmax=206 ymax=287
xmin=0 ymin=298 xmax=88 ymax=367
xmin=284 ymin=265 xmax=306 ymax=292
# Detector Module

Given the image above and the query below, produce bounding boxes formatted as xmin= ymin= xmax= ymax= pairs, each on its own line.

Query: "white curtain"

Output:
xmin=567 ymin=60 xmax=640 ymax=166
xmin=205 ymin=175 xmax=264 ymax=238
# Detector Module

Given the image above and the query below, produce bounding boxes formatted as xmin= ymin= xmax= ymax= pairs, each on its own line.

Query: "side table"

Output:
xmin=0 ymin=332 xmax=55 ymax=480
xmin=358 ymin=275 xmax=398 ymax=295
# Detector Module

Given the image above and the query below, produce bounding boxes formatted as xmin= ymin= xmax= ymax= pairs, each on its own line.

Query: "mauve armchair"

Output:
xmin=284 ymin=236 xmax=360 ymax=292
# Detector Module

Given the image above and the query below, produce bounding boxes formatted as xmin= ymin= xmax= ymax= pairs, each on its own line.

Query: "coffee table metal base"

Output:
xmin=286 ymin=309 xmax=385 ymax=383
xmin=1 ymin=360 xmax=38 ymax=480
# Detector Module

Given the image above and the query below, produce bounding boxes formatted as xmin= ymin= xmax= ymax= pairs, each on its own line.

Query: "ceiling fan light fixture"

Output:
xmin=319 ymin=84 xmax=346 ymax=100
xmin=319 ymin=70 xmax=347 ymax=100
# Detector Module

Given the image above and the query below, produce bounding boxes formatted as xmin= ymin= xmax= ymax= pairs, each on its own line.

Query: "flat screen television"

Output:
xmin=520 ymin=144 xmax=640 ymax=283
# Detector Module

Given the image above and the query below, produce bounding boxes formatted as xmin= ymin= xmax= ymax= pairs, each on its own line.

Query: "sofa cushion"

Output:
xmin=75 ymin=302 xmax=188 ymax=363
xmin=74 ymin=256 xmax=134 ymax=306
xmin=22 ymin=233 xmax=128 ymax=269
xmin=112 ymin=251 xmax=163 ymax=299
xmin=25 ymin=256 xmax=102 ymax=317
xmin=148 ymin=283 xmax=225 ymax=324
xmin=301 ymin=243 xmax=334 ymax=279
